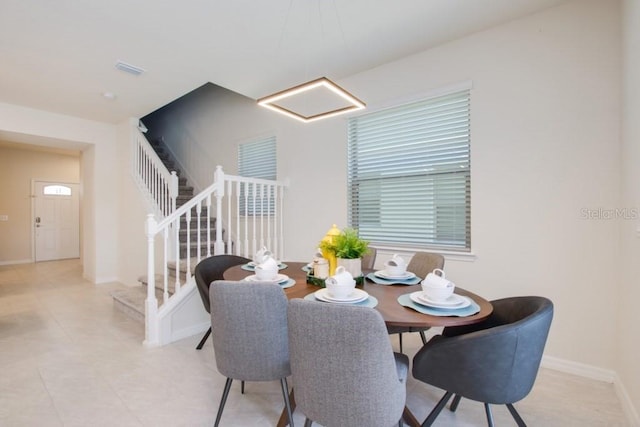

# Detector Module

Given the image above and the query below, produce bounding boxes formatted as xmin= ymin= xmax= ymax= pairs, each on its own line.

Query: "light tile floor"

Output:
xmin=0 ymin=259 xmax=629 ymax=426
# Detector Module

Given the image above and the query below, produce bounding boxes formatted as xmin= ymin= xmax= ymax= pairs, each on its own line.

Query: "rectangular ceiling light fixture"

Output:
xmin=257 ymin=77 xmax=365 ymax=123
xmin=115 ymin=60 xmax=145 ymax=76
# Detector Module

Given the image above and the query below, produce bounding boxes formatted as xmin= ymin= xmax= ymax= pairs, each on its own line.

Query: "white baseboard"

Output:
xmin=542 ymin=355 xmax=616 ymax=383
xmin=613 ymin=372 xmax=640 ymax=427
xmin=94 ymin=276 xmax=119 ymax=284
xmin=0 ymin=258 xmax=33 ymax=266
xmin=542 ymin=356 xmax=639 ymax=426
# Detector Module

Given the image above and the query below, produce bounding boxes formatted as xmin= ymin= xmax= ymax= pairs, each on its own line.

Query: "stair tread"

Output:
xmin=111 ymin=286 xmax=165 ymax=318
xmin=111 ymin=287 xmax=148 ymax=313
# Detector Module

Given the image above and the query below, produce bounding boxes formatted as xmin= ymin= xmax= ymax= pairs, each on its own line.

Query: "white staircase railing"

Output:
xmin=132 ymin=128 xmax=178 ymax=219
xmin=143 ymin=165 xmax=288 ymax=347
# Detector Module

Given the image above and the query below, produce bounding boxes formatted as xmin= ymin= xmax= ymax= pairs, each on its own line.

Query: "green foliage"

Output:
xmin=332 ymin=228 xmax=369 ymax=259
xmin=319 ymin=238 xmax=337 ymax=254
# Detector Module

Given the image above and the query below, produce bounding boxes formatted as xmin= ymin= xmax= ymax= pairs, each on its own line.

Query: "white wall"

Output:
xmin=353 ymin=0 xmax=623 ymax=375
xmin=142 ymin=84 xmax=355 ymax=260
xmin=143 ymin=84 xmax=281 ymax=191
xmin=0 ymin=102 xmax=119 ymax=283
xmin=115 ymin=120 xmax=153 ymax=285
xmin=619 ymin=0 xmax=640 ymax=420
xmin=0 ymin=145 xmax=80 ymax=263
xmin=360 ymin=0 xmax=621 ymax=371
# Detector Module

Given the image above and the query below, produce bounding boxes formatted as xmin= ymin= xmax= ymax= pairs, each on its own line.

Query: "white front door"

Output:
xmin=34 ymin=181 xmax=80 ymax=262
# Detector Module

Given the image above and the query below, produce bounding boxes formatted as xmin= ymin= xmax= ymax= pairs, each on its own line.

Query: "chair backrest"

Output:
xmin=361 ymin=247 xmax=377 ymax=270
xmin=414 ymin=296 xmax=553 ymax=405
xmin=406 ymin=251 xmax=445 ymax=279
xmin=287 ymin=299 xmax=406 ymax=427
xmin=194 ymin=255 xmax=250 ymax=313
xmin=209 ymin=280 xmax=290 ymax=381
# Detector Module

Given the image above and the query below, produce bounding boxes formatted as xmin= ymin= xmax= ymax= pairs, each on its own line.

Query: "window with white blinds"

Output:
xmin=347 ymin=89 xmax=471 ymax=251
xmin=238 ymin=136 xmax=277 ymax=215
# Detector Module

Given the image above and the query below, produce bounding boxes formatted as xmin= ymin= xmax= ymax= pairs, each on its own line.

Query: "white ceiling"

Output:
xmin=0 ymin=0 xmax=571 ymax=125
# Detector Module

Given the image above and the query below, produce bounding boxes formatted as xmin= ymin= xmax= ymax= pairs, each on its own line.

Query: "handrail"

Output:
xmin=143 ymin=165 xmax=288 ymax=346
xmin=131 ymin=128 xmax=178 ymax=219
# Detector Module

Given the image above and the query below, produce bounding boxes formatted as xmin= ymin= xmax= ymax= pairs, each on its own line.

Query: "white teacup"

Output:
xmin=255 ymin=256 xmax=278 ymax=280
xmin=422 ymin=269 xmax=450 ymax=288
xmin=325 ymin=266 xmax=356 ymax=299
xmin=254 ymin=246 xmax=272 ymax=264
xmin=421 ymin=269 xmax=455 ymax=301
xmin=384 ymin=254 xmax=407 ymax=276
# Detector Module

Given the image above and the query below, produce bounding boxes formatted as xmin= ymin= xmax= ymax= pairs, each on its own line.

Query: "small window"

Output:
xmin=347 ymin=88 xmax=471 ymax=251
xmin=43 ymin=185 xmax=72 ymax=196
xmin=238 ymin=136 xmax=277 ymax=215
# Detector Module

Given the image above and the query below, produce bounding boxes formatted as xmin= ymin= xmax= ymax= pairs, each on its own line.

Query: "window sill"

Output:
xmin=370 ymin=244 xmax=477 ymax=262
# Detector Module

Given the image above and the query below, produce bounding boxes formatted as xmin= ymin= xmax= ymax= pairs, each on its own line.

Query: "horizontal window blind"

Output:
xmin=238 ymin=136 xmax=277 ymax=215
xmin=347 ymin=90 xmax=471 ymax=251
xmin=238 ymin=136 xmax=277 ymax=179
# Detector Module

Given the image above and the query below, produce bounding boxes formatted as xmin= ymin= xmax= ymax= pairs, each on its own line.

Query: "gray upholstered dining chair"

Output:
xmin=387 ymin=251 xmax=445 ymax=353
xmin=287 ymin=299 xmax=408 ymax=427
xmin=412 ymin=296 xmax=554 ymax=427
xmin=361 ymin=247 xmax=377 ymax=270
xmin=405 ymin=251 xmax=445 ymax=280
xmin=209 ymin=280 xmax=294 ymax=427
xmin=194 ymin=254 xmax=250 ymax=349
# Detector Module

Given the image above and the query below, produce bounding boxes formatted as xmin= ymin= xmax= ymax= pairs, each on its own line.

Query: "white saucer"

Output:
xmin=248 ymin=261 xmax=284 ymax=267
xmin=244 ymin=273 xmax=289 ymax=284
xmin=410 ymin=291 xmax=470 ymax=309
xmin=374 ymin=270 xmax=416 ymax=280
xmin=314 ymin=288 xmax=368 ymax=304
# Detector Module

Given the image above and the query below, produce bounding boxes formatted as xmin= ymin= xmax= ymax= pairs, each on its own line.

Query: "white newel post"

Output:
xmin=144 ymin=214 xmax=159 ymax=347
xmin=214 ymin=166 xmax=225 ymax=255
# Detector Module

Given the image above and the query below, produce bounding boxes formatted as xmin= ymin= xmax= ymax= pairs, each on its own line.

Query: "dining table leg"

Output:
xmin=276 ymin=388 xmax=297 ymax=427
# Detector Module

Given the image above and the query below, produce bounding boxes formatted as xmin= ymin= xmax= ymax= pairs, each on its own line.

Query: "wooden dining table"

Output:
xmin=224 ymin=261 xmax=493 ymax=427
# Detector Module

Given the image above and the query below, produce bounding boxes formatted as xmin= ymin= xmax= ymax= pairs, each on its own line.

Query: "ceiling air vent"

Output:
xmin=115 ymin=61 xmax=145 ymax=76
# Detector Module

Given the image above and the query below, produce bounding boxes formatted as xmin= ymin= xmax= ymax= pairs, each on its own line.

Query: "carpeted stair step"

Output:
xmin=136 ymin=261 xmax=198 ymax=285
xmin=179 ymin=242 xmax=217 ymax=258
xmin=179 ymin=185 xmax=194 ymax=195
xmin=111 ymin=286 xmax=166 ymax=323
xmin=179 ymin=227 xmax=222 ymax=241
xmin=176 ymin=194 xmax=192 ymax=206
xmin=179 ymin=213 xmax=217 ymax=226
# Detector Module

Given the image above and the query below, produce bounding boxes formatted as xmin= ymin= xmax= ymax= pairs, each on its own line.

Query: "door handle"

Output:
xmin=35 ymin=217 xmax=41 ymax=223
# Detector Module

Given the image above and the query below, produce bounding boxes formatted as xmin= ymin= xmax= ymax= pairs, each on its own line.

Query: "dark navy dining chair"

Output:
xmin=412 ymin=296 xmax=554 ymax=426
xmin=194 ymin=254 xmax=250 ymax=349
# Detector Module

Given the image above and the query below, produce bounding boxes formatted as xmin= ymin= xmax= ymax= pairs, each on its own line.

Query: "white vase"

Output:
xmin=337 ymin=258 xmax=362 ymax=278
